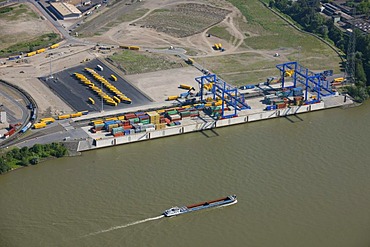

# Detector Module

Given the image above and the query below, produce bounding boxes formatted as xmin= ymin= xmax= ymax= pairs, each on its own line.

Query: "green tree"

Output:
xmin=355 ymin=53 xmax=367 ymax=86
xmin=30 ymin=144 xmax=43 ymax=154
xmin=29 ymin=157 xmax=39 ymax=165
xmin=0 ymin=158 xmax=11 ymax=174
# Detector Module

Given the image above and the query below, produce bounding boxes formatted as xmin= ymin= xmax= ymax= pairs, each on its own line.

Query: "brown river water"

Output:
xmin=1 ymin=102 xmax=370 ymax=247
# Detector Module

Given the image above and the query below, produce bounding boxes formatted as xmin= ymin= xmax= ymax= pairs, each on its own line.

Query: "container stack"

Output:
xmin=204 ymin=106 xmax=222 ymax=117
xmin=111 ymin=127 xmax=124 ymax=136
xmin=147 ymin=111 xmax=160 ymax=124
xmin=136 ymin=112 xmax=150 ymax=124
xmin=94 ymin=123 xmax=104 ymax=131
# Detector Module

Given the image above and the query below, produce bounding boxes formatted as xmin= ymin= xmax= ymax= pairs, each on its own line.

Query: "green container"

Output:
xmin=141 ymin=119 xmax=150 ymax=124
xmin=167 ymin=110 xmax=178 ymax=115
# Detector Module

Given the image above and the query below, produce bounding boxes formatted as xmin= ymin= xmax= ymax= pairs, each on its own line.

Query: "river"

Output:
xmin=1 ymin=102 xmax=370 ymax=247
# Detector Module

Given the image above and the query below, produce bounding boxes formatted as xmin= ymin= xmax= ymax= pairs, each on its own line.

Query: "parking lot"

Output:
xmin=40 ymin=59 xmax=152 ymax=113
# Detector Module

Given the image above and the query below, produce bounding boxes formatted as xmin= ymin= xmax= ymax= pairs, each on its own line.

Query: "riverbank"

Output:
xmin=75 ymin=93 xmax=353 ymax=152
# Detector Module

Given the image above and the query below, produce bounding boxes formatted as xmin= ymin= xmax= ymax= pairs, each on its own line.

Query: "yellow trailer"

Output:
xmin=128 ymin=46 xmax=140 ymax=50
xmin=113 ymin=96 xmax=121 ymax=103
xmin=333 ymin=77 xmax=344 ymax=83
xmin=27 ymin=51 xmax=37 ymax=57
xmin=58 ymin=114 xmax=71 ymax=120
xmin=70 ymin=112 xmax=82 ymax=118
xmin=33 ymin=122 xmax=47 ymax=129
xmin=186 ymin=58 xmax=194 ymax=65
xmin=36 ymin=48 xmax=46 ymax=54
xmin=50 ymin=44 xmax=60 ymax=49
xmin=167 ymin=95 xmax=179 ymax=101
xmin=40 ymin=117 xmax=55 ymax=123
xmin=179 ymin=84 xmax=194 ymax=90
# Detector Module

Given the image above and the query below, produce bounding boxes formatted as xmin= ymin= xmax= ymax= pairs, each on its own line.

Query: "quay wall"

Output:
xmin=85 ymin=102 xmax=326 ymax=151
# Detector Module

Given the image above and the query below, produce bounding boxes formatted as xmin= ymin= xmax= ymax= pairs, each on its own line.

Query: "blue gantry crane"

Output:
xmin=276 ymin=61 xmax=335 ymax=102
xmin=195 ymin=74 xmax=250 ymax=118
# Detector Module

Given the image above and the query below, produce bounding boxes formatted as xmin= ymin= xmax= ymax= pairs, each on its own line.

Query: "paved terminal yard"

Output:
xmin=40 ymin=59 xmax=152 ymax=112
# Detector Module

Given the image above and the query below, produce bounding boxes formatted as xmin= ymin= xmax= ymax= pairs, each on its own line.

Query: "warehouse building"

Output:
xmin=50 ymin=2 xmax=82 ymax=20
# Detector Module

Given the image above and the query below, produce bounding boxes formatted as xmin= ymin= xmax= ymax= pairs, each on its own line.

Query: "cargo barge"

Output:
xmin=163 ymin=195 xmax=237 ymax=217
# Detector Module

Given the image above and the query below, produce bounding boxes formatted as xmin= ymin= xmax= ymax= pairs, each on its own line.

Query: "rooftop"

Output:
xmin=50 ymin=2 xmax=82 ymax=16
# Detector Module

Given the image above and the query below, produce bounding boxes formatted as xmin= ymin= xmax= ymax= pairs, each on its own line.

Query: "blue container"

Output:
xmin=124 ymin=130 xmax=130 ymax=135
xmin=266 ymin=105 xmax=272 ymax=111
xmin=8 ymin=57 xmax=16 ymax=61
xmin=105 ymin=120 xmax=115 ymax=125
xmin=135 ymin=112 xmax=145 ymax=116
xmin=195 ymin=104 xmax=205 ymax=109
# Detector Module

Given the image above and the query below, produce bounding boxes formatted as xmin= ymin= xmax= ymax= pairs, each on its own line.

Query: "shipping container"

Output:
xmin=113 ymin=132 xmax=124 ymax=137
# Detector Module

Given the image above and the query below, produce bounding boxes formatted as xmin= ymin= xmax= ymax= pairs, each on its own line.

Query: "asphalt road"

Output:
xmin=41 ymin=59 xmax=152 ymax=112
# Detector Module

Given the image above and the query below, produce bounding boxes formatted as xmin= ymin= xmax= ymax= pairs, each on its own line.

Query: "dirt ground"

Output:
xmin=84 ymin=0 xmax=248 ymax=56
xmin=125 ymin=66 xmax=204 ymax=102
xmin=0 ymin=3 xmax=57 ymax=50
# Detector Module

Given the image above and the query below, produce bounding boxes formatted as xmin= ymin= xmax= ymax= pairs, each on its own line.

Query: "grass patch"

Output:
xmin=0 ymin=32 xmax=60 ymax=57
xmin=197 ymin=52 xmax=281 ymax=85
xmin=106 ymin=8 xmax=149 ymax=28
xmin=0 ymin=4 xmax=38 ymax=21
xmin=207 ymin=25 xmax=234 ymax=42
xmin=108 ymin=50 xmax=185 ymax=74
xmin=193 ymin=0 xmax=342 ymax=85
xmin=134 ymin=3 xmax=230 ymax=38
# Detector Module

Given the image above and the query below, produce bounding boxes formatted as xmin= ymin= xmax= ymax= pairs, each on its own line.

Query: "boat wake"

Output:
xmin=83 ymin=215 xmax=164 ymax=237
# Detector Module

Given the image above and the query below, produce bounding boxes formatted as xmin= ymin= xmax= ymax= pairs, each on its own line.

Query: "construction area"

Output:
xmin=0 ymin=0 xmax=352 ymax=150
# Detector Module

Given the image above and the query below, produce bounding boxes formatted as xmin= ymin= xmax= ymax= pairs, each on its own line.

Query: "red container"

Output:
xmin=164 ymin=118 xmax=171 ymax=124
xmin=124 ymin=114 xmax=136 ymax=119
xmin=114 ymin=132 xmax=124 ymax=137
xmin=5 ymin=127 xmax=16 ymax=137
xmin=277 ymin=103 xmax=286 ymax=109
xmin=123 ymin=125 xmax=132 ymax=130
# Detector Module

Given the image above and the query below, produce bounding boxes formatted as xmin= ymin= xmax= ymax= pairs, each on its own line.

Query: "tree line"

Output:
xmin=270 ymin=0 xmax=370 ymax=102
xmin=0 ymin=143 xmax=68 ymax=174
